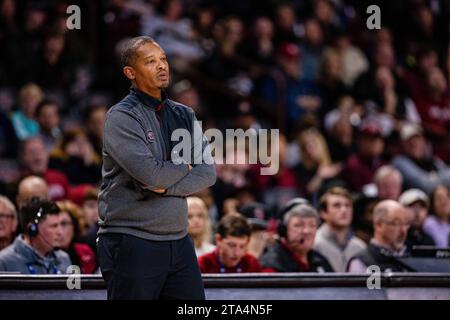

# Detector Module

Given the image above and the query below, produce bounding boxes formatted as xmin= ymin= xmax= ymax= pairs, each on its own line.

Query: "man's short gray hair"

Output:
xmin=283 ymin=204 xmax=320 ymax=226
xmin=0 ymin=196 xmax=17 ymax=219
xmin=372 ymin=199 xmax=404 ymax=222
xmin=374 ymin=165 xmax=403 ymax=185
xmin=121 ymin=36 xmax=157 ymax=68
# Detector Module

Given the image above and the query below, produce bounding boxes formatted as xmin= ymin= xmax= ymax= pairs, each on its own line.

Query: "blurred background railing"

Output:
xmin=1 ymin=273 xmax=450 ymax=300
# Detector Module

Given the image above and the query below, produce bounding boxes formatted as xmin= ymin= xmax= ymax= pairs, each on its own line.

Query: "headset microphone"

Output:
xmin=277 ymin=198 xmax=311 ymax=238
xmin=27 ymin=207 xmax=57 ymax=251
xmin=38 ymin=231 xmax=58 ymax=251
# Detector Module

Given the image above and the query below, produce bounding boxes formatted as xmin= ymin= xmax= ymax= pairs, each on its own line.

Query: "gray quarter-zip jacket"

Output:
xmin=98 ymin=87 xmax=216 ymax=241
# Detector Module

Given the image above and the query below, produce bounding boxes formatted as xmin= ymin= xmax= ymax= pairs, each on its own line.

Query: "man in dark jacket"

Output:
xmin=347 ymin=200 xmax=411 ymax=272
xmin=97 ymin=36 xmax=216 ymax=300
xmin=399 ymin=188 xmax=435 ymax=250
xmin=260 ymin=203 xmax=333 ymax=272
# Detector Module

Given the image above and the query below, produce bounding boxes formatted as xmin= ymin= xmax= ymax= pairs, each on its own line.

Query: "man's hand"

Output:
xmin=141 ymin=165 xmax=191 ymax=194
xmin=151 ymin=188 xmax=166 ymax=194
xmin=141 ymin=185 xmax=166 ymax=194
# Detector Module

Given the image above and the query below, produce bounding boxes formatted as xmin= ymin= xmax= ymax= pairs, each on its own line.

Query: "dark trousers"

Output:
xmin=97 ymin=233 xmax=205 ymax=300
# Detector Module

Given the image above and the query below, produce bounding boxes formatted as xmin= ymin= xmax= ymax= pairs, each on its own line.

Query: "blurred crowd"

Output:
xmin=0 ymin=0 xmax=450 ymax=274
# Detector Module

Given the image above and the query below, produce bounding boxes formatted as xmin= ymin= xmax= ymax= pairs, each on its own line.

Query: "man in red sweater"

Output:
xmin=198 ymin=213 xmax=265 ymax=273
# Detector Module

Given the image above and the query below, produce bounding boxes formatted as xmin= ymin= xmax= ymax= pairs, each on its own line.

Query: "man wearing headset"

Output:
xmin=260 ymin=201 xmax=334 ymax=272
xmin=0 ymin=197 xmax=71 ymax=274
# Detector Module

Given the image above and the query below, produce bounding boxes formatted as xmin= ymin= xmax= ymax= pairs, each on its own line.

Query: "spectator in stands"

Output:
xmin=230 ymin=100 xmax=262 ymax=131
xmin=260 ymin=203 xmax=333 ymax=272
xmin=201 ymin=15 xmax=245 ymax=83
xmin=211 ymin=147 xmax=250 ymax=218
xmin=342 ymin=119 xmax=385 ymax=192
xmin=78 ymin=186 xmax=99 ymax=253
xmin=398 ymin=188 xmax=435 ymax=249
xmin=354 ymin=165 xmax=403 ymax=241
xmin=35 ymin=100 xmax=62 ymax=152
xmin=0 ymin=0 xmax=19 ymax=84
xmin=352 ymin=41 xmax=399 ymax=102
xmin=294 ymin=127 xmax=342 ymax=200
xmin=314 ymin=187 xmax=366 ymax=272
xmin=49 ymin=128 xmax=102 ymax=186
xmin=408 ymin=5 xmax=442 ymax=53
xmin=84 ymin=104 xmax=107 ymax=157
xmin=33 ymin=32 xmax=73 ymax=90
xmin=403 ymin=47 xmax=438 ymax=102
xmin=299 ymin=18 xmax=325 ymax=82
xmin=239 ymin=202 xmax=273 ymax=259
xmin=0 ymin=197 xmax=71 ymax=274
xmin=248 ymin=133 xmax=300 ymax=210
xmin=49 ymin=9 xmax=89 ymax=66
xmin=347 ymin=200 xmax=411 ymax=272
xmin=19 ymin=137 xmax=70 ymax=201
xmin=392 ymin=123 xmax=450 ymax=193
xmin=16 ymin=176 xmax=48 ymax=209
xmin=141 ymin=0 xmax=204 ymax=62
xmin=13 ymin=3 xmax=48 ymax=83
xmin=313 ymin=0 xmax=341 ymax=42
xmin=0 ymin=109 xmax=19 ymax=159
xmin=273 ymin=3 xmax=300 ymax=45
xmin=10 ymin=83 xmax=43 ymax=140
xmin=317 ymin=47 xmax=347 ymax=116
xmin=193 ymin=188 xmax=219 ymax=228
xmin=187 ymin=196 xmax=215 ymax=257
xmin=334 ymin=32 xmax=368 ymax=88
xmin=323 ymin=97 xmax=355 ymax=163
xmin=352 ymin=192 xmax=378 ymax=244
xmin=414 ymin=67 xmax=450 ymax=162
xmin=370 ymin=66 xmax=419 ymax=122
xmin=222 ymin=185 xmax=258 ymax=218
xmin=191 ymin=4 xmax=216 ymax=53
xmin=241 ymin=16 xmax=276 ymax=66
xmin=171 ymin=80 xmax=208 ymax=121
xmin=284 ymin=43 xmax=321 ymax=125
xmin=77 ymin=187 xmax=98 ymax=230
xmin=0 ymin=196 xmax=18 ymax=251
xmin=423 ymin=185 xmax=450 ymax=248
xmin=198 ymin=213 xmax=265 ymax=273
xmin=416 ymin=67 xmax=449 ymax=132
xmin=374 ymin=165 xmax=403 ymax=201
xmin=56 ymin=200 xmax=96 ymax=274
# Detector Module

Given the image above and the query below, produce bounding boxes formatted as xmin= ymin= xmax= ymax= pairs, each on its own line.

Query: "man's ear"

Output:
xmin=123 ymin=66 xmax=135 ymax=80
xmin=373 ymin=218 xmax=382 ymax=229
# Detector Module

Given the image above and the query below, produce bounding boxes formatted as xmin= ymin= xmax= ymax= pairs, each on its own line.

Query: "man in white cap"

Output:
xmin=399 ymin=188 xmax=435 ymax=249
xmin=392 ymin=123 xmax=450 ymax=193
